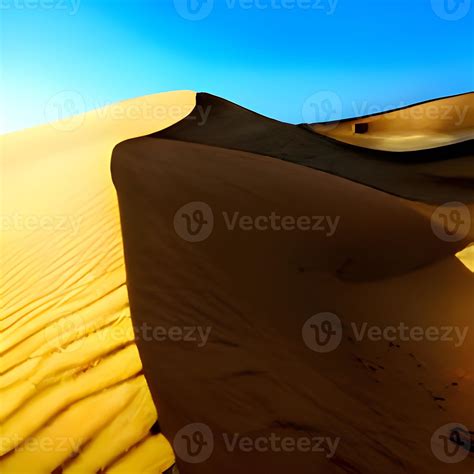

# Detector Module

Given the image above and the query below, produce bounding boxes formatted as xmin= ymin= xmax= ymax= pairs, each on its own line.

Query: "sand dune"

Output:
xmin=112 ymin=93 xmax=473 ymax=473
xmin=1 ymin=90 xmax=472 ymax=473
xmin=156 ymin=93 xmax=474 ymax=204
xmin=310 ymin=92 xmax=473 ymax=152
xmin=0 ymin=91 xmax=196 ymax=473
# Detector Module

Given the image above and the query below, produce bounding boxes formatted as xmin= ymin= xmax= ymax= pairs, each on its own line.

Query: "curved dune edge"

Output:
xmin=155 ymin=93 xmax=474 ymax=204
xmin=310 ymin=92 xmax=474 ymax=152
xmin=0 ymin=91 xmax=196 ymax=473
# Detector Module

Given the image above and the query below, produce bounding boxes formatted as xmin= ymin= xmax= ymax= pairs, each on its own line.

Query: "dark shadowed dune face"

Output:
xmin=153 ymin=92 xmax=474 ymax=204
xmin=112 ymin=93 xmax=474 ymax=474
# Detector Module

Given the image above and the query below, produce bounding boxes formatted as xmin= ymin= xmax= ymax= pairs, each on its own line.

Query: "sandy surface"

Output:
xmin=113 ymin=94 xmax=474 ymax=473
xmin=156 ymin=93 xmax=474 ymax=204
xmin=0 ymin=91 xmax=196 ymax=473
xmin=310 ymin=92 xmax=473 ymax=152
xmin=1 ymin=89 xmax=472 ymax=473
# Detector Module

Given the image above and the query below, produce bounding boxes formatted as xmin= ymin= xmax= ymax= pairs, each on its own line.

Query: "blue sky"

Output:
xmin=1 ymin=0 xmax=473 ymax=132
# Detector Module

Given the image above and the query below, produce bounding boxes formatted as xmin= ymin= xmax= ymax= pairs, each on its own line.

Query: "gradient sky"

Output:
xmin=1 ymin=0 xmax=473 ymax=132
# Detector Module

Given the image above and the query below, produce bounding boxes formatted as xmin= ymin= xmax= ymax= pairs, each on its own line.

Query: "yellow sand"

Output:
xmin=457 ymin=244 xmax=474 ymax=272
xmin=0 ymin=91 xmax=196 ymax=472
xmin=311 ymin=93 xmax=474 ymax=151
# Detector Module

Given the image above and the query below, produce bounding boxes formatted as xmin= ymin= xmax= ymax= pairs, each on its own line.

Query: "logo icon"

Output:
xmin=431 ymin=423 xmax=471 ymax=463
xmin=174 ymin=0 xmax=214 ymax=21
xmin=431 ymin=202 xmax=471 ymax=242
xmin=44 ymin=91 xmax=86 ymax=132
xmin=174 ymin=202 xmax=214 ymax=243
xmin=302 ymin=312 xmax=343 ymax=353
xmin=44 ymin=316 xmax=86 ymax=353
xmin=173 ymin=423 xmax=214 ymax=464
xmin=431 ymin=0 xmax=471 ymax=20
xmin=302 ymin=91 xmax=342 ymax=130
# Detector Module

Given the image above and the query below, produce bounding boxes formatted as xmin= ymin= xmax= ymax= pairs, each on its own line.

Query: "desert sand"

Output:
xmin=1 ymin=90 xmax=472 ymax=474
xmin=457 ymin=243 xmax=474 ymax=271
xmin=156 ymin=93 xmax=474 ymax=204
xmin=113 ymin=93 xmax=473 ymax=473
xmin=310 ymin=92 xmax=473 ymax=152
xmin=0 ymin=91 xmax=196 ymax=473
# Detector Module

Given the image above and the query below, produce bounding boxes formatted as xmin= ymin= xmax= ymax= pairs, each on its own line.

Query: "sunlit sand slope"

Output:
xmin=310 ymin=92 xmax=473 ymax=152
xmin=0 ymin=91 xmax=196 ymax=473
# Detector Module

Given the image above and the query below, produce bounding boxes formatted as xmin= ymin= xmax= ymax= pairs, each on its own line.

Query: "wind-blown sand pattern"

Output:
xmin=0 ymin=91 xmax=195 ymax=473
xmin=1 ymin=90 xmax=473 ymax=473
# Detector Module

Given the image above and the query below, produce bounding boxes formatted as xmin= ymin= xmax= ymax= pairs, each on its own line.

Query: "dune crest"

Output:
xmin=156 ymin=92 xmax=474 ymax=204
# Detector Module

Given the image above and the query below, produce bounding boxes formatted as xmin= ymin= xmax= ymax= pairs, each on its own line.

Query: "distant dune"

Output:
xmin=1 ymin=91 xmax=473 ymax=473
xmin=310 ymin=92 xmax=473 ymax=152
